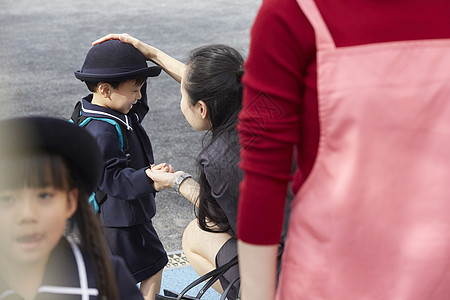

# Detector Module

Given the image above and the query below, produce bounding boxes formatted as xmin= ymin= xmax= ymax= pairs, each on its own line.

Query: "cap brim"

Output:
xmin=74 ymin=65 xmax=162 ymax=82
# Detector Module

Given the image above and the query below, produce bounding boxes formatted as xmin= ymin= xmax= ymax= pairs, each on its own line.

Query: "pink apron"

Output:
xmin=279 ymin=0 xmax=450 ymax=299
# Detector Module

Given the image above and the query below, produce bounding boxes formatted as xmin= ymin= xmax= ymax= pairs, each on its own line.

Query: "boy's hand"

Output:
xmin=151 ymin=162 xmax=174 ymax=173
xmin=146 ymin=163 xmax=181 ymax=191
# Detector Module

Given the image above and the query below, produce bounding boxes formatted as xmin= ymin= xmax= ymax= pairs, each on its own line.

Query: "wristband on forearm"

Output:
xmin=173 ymin=173 xmax=192 ymax=194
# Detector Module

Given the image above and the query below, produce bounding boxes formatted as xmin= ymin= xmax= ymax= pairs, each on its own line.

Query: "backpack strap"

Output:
xmin=79 ymin=117 xmax=130 ymax=156
xmin=70 ymin=101 xmax=130 ymax=155
xmin=69 ymin=101 xmax=130 ymax=213
xmin=70 ymin=101 xmax=83 ymax=124
xmin=87 ymin=190 xmax=107 ymax=213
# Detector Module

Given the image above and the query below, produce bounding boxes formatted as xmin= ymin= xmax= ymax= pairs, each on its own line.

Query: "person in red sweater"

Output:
xmin=237 ymin=0 xmax=450 ymax=299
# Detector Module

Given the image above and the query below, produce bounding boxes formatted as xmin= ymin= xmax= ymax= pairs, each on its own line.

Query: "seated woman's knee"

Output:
xmin=182 ymin=219 xmax=200 ymax=253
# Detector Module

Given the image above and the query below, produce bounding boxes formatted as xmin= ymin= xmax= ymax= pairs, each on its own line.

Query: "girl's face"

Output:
xmin=0 ymin=186 xmax=77 ymax=267
xmin=180 ymin=77 xmax=211 ymax=131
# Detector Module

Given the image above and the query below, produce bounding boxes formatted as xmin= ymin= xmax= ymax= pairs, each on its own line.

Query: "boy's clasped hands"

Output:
xmin=146 ymin=163 xmax=186 ymax=192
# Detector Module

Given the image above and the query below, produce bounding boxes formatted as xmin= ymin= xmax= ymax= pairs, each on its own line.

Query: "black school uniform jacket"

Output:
xmin=0 ymin=237 xmax=143 ymax=300
xmin=80 ymin=86 xmax=157 ymax=227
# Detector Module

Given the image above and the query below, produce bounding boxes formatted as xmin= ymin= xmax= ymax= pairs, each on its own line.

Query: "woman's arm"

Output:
xmin=146 ymin=168 xmax=200 ymax=207
xmin=177 ymin=177 xmax=200 ymax=206
xmin=238 ymin=241 xmax=278 ymax=300
xmin=237 ymin=0 xmax=313 ymax=298
xmin=93 ymin=33 xmax=186 ymax=83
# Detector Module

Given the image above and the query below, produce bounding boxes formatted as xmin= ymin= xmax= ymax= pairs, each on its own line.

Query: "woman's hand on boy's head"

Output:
xmin=92 ymin=33 xmax=156 ymax=61
xmin=93 ymin=33 xmax=135 ymax=46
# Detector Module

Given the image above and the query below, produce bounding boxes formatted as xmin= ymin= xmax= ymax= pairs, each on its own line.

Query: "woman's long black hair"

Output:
xmin=183 ymin=44 xmax=244 ymax=234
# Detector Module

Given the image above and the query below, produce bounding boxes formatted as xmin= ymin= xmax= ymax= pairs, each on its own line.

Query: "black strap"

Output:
xmin=159 ymin=241 xmax=284 ymax=299
xmin=160 ymin=255 xmax=238 ymax=300
xmin=220 ymin=276 xmax=240 ymax=300
xmin=115 ymin=121 xmax=130 ymax=157
xmin=94 ymin=189 xmax=107 ymax=208
xmin=70 ymin=101 xmax=83 ymax=124
xmin=177 ymin=256 xmax=238 ymax=300
xmin=160 ymin=243 xmax=284 ymax=300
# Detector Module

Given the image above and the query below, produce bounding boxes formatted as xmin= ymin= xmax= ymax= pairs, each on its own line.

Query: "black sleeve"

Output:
xmin=130 ymin=83 xmax=150 ymax=123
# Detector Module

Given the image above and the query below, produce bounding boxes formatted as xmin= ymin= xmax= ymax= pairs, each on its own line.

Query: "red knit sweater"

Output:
xmin=237 ymin=0 xmax=450 ymax=244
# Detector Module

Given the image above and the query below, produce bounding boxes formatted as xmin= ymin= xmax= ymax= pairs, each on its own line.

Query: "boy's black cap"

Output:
xmin=0 ymin=117 xmax=102 ymax=193
xmin=74 ymin=40 xmax=161 ymax=82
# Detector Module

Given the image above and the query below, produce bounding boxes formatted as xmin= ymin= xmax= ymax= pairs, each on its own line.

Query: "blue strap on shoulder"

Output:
xmin=88 ymin=192 xmax=100 ymax=212
xmin=70 ymin=115 xmax=127 ymax=213
xmin=79 ymin=117 xmax=126 ymax=152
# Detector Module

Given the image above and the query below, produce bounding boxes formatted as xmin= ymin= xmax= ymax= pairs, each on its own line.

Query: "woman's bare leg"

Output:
xmin=182 ymin=219 xmax=232 ymax=294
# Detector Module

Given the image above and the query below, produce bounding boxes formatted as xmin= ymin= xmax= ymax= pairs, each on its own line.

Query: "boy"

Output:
xmin=73 ymin=40 xmax=167 ymax=300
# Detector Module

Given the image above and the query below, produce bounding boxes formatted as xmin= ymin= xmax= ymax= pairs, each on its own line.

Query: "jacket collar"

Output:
xmin=0 ymin=237 xmax=98 ymax=300
xmin=81 ymin=95 xmax=132 ymax=131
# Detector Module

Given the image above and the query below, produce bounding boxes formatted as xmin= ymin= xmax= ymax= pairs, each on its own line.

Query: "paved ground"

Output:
xmin=0 ymin=0 xmax=262 ymax=252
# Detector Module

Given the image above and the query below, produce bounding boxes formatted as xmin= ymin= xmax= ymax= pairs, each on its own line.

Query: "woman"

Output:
xmin=236 ymin=0 xmax=450 ymax=299
xmin=94 ymin=33 xmax=244 ymax=299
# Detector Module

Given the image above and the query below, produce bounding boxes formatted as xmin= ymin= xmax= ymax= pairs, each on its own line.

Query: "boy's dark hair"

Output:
xmin=183 ymin=44 xmax=244 ymax=234
xmin=85 ymin=77 xmax=147 ymax=93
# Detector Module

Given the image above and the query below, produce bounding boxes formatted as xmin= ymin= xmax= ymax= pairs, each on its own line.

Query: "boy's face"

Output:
xmin=0 ymin=187 xmax=77 ymax=269
xmin=107 ymin=80 xmax=145 ymax=114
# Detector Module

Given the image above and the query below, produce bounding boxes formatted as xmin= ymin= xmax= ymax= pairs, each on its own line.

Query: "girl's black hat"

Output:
xmin=74 ymin=40 xmax=161 ymax=82
xmin=0 ymin=116 xmax=102 ymax=193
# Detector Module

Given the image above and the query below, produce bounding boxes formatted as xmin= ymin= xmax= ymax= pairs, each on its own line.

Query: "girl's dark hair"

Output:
xmin=183 ymin=44 xmax=244 ymax=233
xmin=85 ymin=77 xmax=147 ymax=93
xmin=0 ymin=152 xmax=119 ymax=300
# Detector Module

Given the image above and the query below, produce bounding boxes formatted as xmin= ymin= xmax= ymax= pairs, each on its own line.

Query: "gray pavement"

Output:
xmin=0 ymin=0 xmax=262 ymax=252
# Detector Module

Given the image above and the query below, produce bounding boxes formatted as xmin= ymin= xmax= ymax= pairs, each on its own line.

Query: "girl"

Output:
xmin=93 ymin=34 xmax=244 ymax=300
xmin=0 ymin=117 xmax=142 ymax=300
